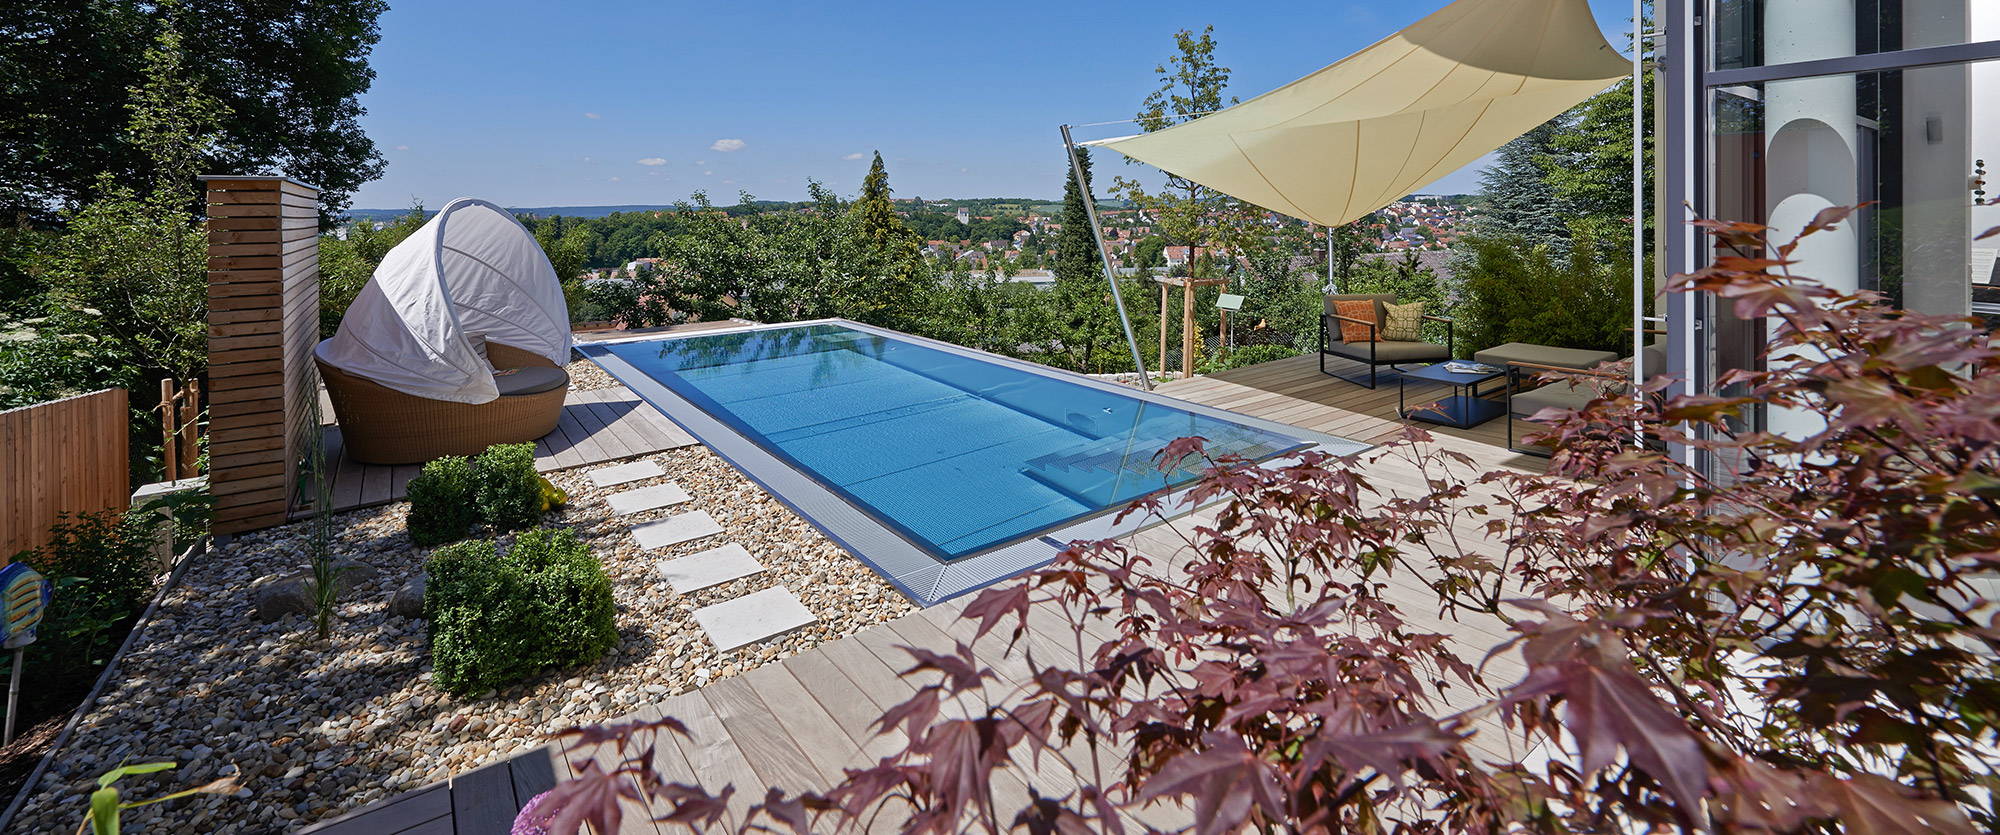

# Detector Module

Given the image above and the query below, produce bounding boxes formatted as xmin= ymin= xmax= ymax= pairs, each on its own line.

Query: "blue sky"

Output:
xmin=348 ymin=0 xmax=1638 ymax=210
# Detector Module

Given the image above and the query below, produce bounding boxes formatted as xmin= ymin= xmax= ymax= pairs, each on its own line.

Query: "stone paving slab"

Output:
xmin=691 ymin=587 xmax=819 ymax=652
xmin=631 ymin=510 xmax=724 ymax=550
xmin=606 ymin=483 xmax=692 ymax=516
xmin=587 ymin=460 xmax=664 ymax=488
xmin=657 ymin=542 xmax=764 ymax=593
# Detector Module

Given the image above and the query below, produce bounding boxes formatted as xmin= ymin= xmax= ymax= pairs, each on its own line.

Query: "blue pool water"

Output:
xmin=602 ymin=324 xmax=1310 ymax=560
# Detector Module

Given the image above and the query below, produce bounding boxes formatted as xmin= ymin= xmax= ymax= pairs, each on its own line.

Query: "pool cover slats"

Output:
xmin=599 ymin=324 xmax=1312 ymax=561
xmin=582 ymin=321 xmax=1370 ymax=606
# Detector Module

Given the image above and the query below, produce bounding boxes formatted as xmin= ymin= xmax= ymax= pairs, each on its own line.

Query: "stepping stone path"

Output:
xmin=606 ymin=483 xmax=692 ymax=516
xmin=691 ymin=587 xmax=819 ymax=652
xmin=631 ymin=510 xmax=724 ymax=550
xmin=657 ymin=542 xmax=764 ymax=593
xmin=587 ymin=460 xmax=664 ymax=488
xmin=595 ymin=468 xmax=816 ymax=652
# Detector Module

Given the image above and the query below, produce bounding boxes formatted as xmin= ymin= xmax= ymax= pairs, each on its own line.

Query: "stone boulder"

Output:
xmin=248 ymin=559 xmax=380 ymax=623
xmin=389 ymin=574 xmax=426 ymax=619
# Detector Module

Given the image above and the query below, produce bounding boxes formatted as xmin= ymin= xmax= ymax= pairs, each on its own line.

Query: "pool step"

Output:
xmin=657 ymin=542 xmax=765 ymax=593
xmin=606 ymin=482 xmax=692 ymax=515
xmin=692 ymin=586 xmax=819 ymax=651
xmin=631 ymin=510 xmax=725 ymax=549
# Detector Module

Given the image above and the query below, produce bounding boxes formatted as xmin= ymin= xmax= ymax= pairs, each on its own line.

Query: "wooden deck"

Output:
xmin=1156 ymin=353 xmax=1544 ymax=470
xmin=304 ymin=352 xmax=1543 ymax=834
xmin=297 ymin=385 xmax=699 ymax=518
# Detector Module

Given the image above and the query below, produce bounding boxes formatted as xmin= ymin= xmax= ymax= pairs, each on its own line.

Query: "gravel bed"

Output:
xmin=565 ymin=351 xmax=621 ymax=391
xmin=10 ymin=446 xmax=915 ymax=833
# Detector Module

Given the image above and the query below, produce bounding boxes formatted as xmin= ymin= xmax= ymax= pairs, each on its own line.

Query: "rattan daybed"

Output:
xmin=319 ymin=342 xmax=568 ymax=464
xmin=315 ymin=197 xmax=574 ymax=465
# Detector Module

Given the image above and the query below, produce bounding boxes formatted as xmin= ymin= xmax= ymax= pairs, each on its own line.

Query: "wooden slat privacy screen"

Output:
xmin=204 ymin=176 xmax=320 ymax=534
xmin=0 ymin=389 xmax=131 ymax=560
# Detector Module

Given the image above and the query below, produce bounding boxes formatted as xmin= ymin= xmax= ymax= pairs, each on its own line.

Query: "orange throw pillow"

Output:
xmin=1331 ymin=299 xmax=1378 ymax=342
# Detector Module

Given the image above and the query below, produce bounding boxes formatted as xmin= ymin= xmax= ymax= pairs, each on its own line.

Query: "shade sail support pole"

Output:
xmin=1062 ymin=124 xmax=1152 ymax=390
xmin=1632 ymin=0 xmax=1646 ymax=392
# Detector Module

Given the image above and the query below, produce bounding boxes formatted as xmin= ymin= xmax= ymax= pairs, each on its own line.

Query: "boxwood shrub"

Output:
xmin=424 ymin=527 xmax=617 ymax=696
xmin=475 ymin=443 xmax=543 ymax=531
xmin=405 ymin=455 xmax=478 ymax=546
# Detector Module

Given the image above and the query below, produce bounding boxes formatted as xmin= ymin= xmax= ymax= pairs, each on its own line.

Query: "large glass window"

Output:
xmin=1713 ymin=1 xmax=1996 ymax=70
xmin=1709 ymin=62 xmax=2000 ymax=323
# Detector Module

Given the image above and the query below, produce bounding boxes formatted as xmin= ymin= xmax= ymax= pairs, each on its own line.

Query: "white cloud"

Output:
xmin=703 ymin=170 xmax=713 ymax=176
xmin=842 ymin=152 xmax=866 ymax=161
xmin=608 ymin=176 xmax=622 ymax=182
xmin=709 ymin=138 xmax=746 ymax=153
xmin=584 ymin=112 xmax=601 ymax=119
xmin=394 ymin=144 xmax=410 ymax=151
xmin=636 ymin=157 xmax=666 ymax=166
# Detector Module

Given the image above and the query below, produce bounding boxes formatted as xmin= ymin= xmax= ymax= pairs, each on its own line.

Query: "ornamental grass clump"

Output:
xmin=425 ymin=527 xmax=617 ymax=697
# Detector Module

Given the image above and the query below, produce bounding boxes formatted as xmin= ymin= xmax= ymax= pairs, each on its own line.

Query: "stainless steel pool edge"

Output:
xmin=577 ymin=322 xmax=1374 ymax=607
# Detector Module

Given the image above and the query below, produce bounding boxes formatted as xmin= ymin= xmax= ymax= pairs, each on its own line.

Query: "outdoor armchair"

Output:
xmin=1317 ymin=292 xmax=1455 ymax=388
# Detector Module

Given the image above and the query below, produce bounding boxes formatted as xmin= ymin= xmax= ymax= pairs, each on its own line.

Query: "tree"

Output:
xmin=1111 ymin=27 xmax=1264 ymax=267
xmin=839 ymin=153 xmax=931 ymax=329
xmin=1549 ymin=72 xmax=1655 ymax=248
xmin=1474 ymin=121 xmax=1573 ymax=245
xmin=0 ymin=0 xmax=389 ymax=221
xmin=38 ymin=22 xmax=221 ymax=388
xmin=1455 ymin=231 xmax=1630 ymax=355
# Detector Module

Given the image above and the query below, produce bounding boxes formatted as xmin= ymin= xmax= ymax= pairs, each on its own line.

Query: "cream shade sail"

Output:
xmin=1084 ymin=0 xmax=1629 ymax=227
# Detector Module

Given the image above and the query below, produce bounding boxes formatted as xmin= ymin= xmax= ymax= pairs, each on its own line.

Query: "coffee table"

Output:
xmin=1398 ymin=363 xmax=1505 ymax=428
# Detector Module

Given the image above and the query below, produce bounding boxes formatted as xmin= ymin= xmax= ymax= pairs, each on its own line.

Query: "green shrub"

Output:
xmin=406 ymin=455 xmax=478 ymax=546
xmin=425 ymin=528 xmax=617 ymax=696
xmin=15 ymin=511 xmax=158 ymax=718
xmin=475 ymin=443 xmax=543 ymax=531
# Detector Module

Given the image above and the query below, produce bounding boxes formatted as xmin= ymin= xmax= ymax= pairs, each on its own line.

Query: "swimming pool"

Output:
xmin=581 ymin=321 xmax=1364 ymax=603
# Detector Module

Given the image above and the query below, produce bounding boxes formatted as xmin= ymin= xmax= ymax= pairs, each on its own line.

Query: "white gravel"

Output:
xmin=10 ymin=446 xmax=915 ymax=833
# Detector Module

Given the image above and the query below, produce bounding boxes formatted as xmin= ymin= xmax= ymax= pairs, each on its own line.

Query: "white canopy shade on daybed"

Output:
xmin=1082 ymin=0 xmax=1629 ymax=228
xmin=317 ymin=197 xmax=571 ymax=405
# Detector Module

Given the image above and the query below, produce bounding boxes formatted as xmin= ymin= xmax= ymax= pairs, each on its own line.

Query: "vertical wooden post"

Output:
xmin=203 ymin=176 xmax=320 ymax=534
xmin=1181 ymin=279 xmax=1196 ymax=379
xmin=159 ymin=378 xmax=178 ymax=481
xmin=1157 ymin=282 xmax=1169 ymax=376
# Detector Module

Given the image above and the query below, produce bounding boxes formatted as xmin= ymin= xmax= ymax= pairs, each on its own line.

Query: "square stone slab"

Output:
xmin=657 ymin=542 xmax=764 ymax=593
xmin=606 ymin=483 xmax=692 ymax=516
xmin=692 ymin=587 xmax=818 ymax=652
xmin=631 ymin=510 xmax=724 ymax=550
xmin=588 ymin=460 xmax=664 ymax=488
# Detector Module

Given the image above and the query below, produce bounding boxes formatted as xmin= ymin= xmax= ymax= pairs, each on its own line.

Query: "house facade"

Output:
xmin=1660 ymin=0 xmax=2000 ymax=470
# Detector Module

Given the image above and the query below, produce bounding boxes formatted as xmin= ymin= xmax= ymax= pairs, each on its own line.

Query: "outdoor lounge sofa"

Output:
xmin=1317 ymin=292 xmax=1455 ymax=388
xmin=1505 ymin=341 xmax=1665 ymax=455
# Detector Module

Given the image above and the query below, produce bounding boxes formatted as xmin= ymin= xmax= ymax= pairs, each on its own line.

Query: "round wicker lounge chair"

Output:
xmin=316 ymin=197 xmax=575 ymax=465
xmin=319 ymin=342 xmax=569 ymax=464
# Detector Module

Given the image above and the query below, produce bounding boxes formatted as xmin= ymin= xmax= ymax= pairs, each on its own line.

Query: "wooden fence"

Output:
xmin=0 ymin=389 xmax=131 ymax=560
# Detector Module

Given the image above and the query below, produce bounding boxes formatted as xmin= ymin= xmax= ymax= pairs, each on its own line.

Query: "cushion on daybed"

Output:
xmin=494 ymin=365 xmax=569 ymax=396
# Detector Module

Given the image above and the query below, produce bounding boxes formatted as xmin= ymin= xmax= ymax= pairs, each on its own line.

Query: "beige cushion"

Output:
xmin=1474 ymin=342 xmax=1618 ymax=370
xmin=1381 ymin=301 xmax=1424 ymax=341
xmin=1512 ymin=377 xmax=1622 ymax=417
xmin=1323 ymin=339 xmax=1450 ymax=363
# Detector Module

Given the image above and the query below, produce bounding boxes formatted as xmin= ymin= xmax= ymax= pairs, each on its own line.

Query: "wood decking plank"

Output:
xmin=700 ymin=676 xmax=827 ymax=791
xmin=658 ymin=690 xmax=764 ymax=828
xmin=303 ymin=784 xmax=450 ymax=834
xmin=740 ymin=662 xmax=869 ymax=779
xmin=448 ymin=758 xmax=518 ymax=835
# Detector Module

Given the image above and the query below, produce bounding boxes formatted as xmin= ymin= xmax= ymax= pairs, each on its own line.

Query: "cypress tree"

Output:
xmin=1053 ymin=148 xmax=1099 ymax=284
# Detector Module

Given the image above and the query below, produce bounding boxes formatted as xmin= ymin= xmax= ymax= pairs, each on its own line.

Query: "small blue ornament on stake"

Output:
xmin=0 ymin=562 xmax=52 ymax=745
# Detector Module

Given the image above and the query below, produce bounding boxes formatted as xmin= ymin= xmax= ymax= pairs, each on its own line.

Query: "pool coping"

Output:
xmin=577 ymin=319 xmax=1373 ymax=607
